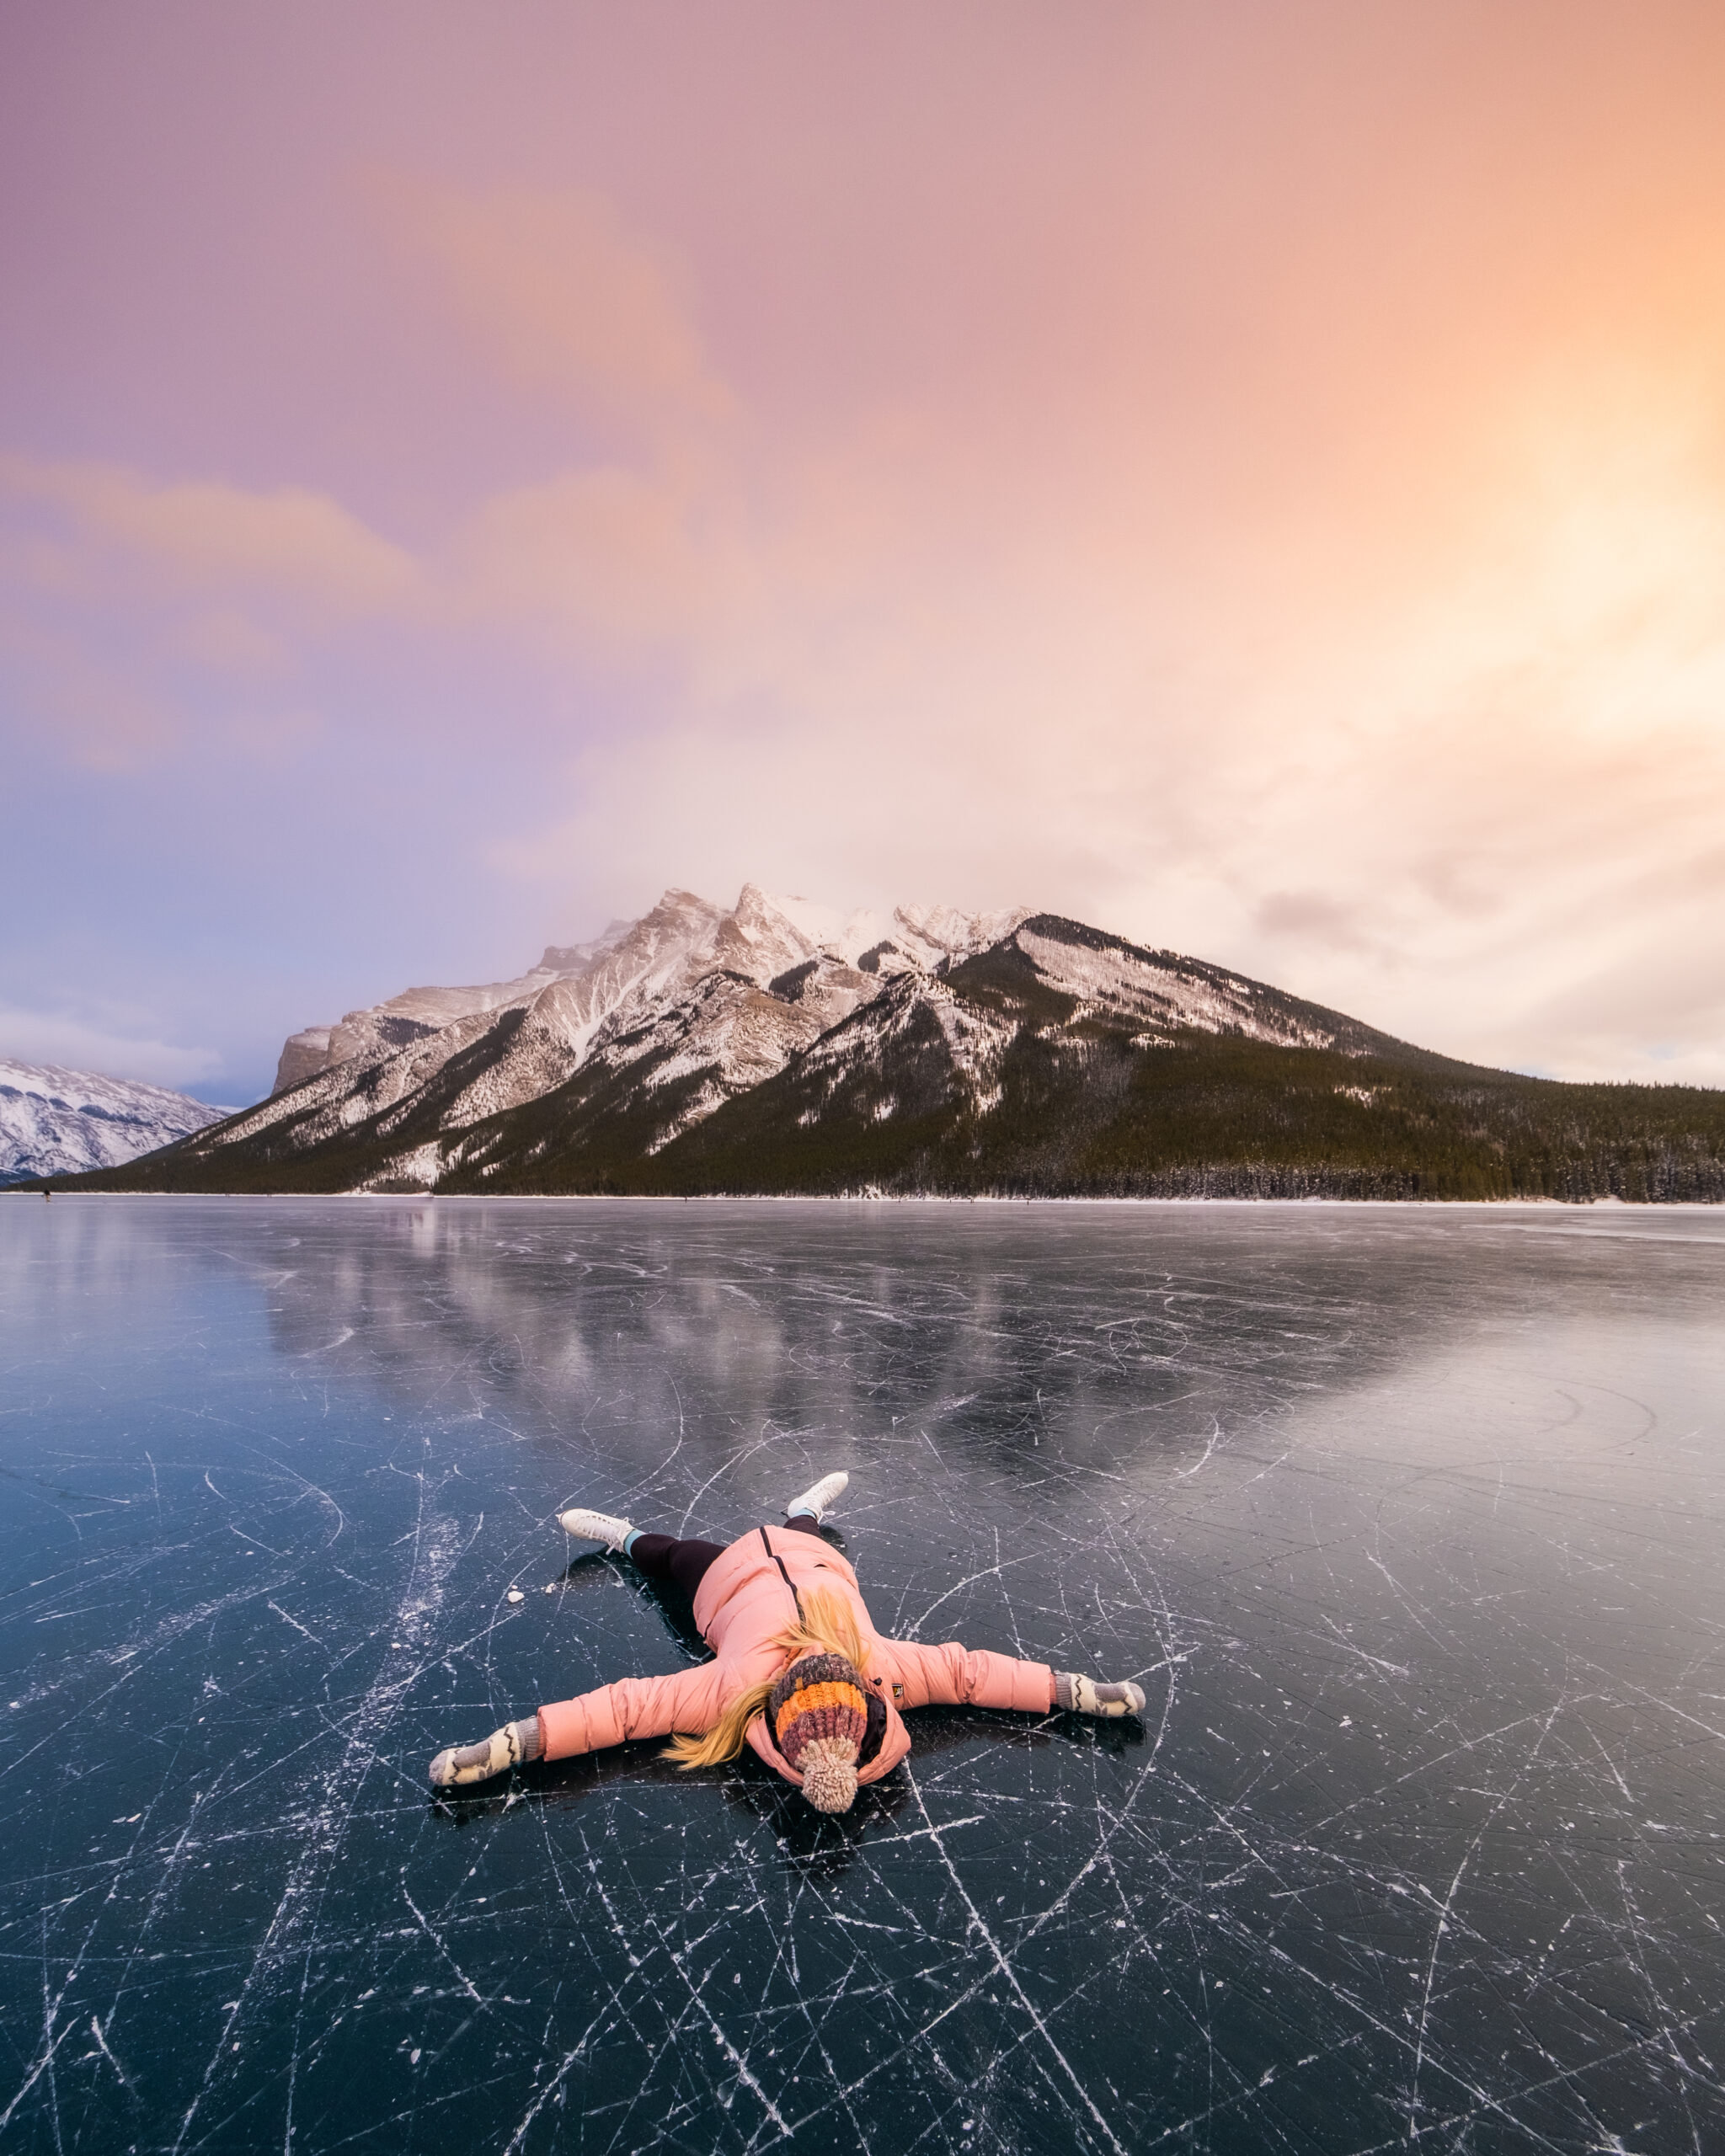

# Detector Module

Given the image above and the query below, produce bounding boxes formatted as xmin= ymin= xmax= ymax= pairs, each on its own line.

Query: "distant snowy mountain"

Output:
xmin=0 ymin=1059 xmax=234 ymax=1184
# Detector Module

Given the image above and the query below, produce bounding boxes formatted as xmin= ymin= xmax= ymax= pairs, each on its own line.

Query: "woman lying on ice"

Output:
xmin=429 ymin=1472 xmax=1145 ymax=1815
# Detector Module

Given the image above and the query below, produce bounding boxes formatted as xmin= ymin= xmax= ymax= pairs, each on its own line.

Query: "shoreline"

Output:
xmin=8 ymin=1188 xmax=1724 ymax=1213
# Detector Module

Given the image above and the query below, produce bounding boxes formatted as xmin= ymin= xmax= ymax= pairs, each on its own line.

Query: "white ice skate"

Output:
xmin=784 ymin=1470 xmax=848 ymax=1524
xmin=558 ymin=1507 xmax=633 ymax=1550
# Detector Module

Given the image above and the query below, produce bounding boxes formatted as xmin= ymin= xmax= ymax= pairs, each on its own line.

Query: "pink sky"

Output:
xmin=5 ymin=3 xmax=1725 ymax=1098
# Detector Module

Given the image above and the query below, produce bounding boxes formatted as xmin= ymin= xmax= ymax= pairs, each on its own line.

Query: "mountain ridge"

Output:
xmin=23 ymin=890 xmax=1725 ymax=1203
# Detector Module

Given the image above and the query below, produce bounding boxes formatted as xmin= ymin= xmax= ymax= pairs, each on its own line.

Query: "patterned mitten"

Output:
xmin=429 ymin=1716 xmax=542 ymax=1787
xmin=1055 ymin=1673 xmax=1146 ymax=1718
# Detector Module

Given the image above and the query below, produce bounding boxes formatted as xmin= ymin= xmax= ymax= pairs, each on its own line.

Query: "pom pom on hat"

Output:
xmin=798 ymin=1738 xmax=860 ymax=1814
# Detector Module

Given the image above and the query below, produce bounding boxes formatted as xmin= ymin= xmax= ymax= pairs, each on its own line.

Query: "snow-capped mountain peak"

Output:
xmin=537 ymin=916 xmax=636 ymax=974
xmin=746 ymin=891 xmax=1034 ymax=974
xmin=747 ymin=890 xmax=884 ymax=965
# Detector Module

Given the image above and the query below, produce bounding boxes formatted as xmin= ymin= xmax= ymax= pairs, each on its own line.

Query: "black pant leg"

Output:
xmin=622 ymin=1531 xmax=676 ymax=1580
xmin=625 ymin=1533 xmax=725 ymax=1598
xmin=667 ymin=1539 xmax=726 ymax=1598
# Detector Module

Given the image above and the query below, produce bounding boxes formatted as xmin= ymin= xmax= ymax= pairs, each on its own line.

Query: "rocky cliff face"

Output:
xmin=232 ymin=885 xmax=1025 ymax=1179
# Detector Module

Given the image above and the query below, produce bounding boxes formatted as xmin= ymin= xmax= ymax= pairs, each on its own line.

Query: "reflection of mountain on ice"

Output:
xmin=254 ymin=1196 xmax=1450 ymax=1470
xmin=0 ymin=1058 xmax=232 ymax=1183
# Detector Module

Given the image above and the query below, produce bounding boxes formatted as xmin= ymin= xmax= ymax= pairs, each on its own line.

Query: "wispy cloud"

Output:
xmin=0 ymin=1003 xmax=222 ymax=1090
xmin=0 ymin=454 xmax=414 ymax=609
xmin=370 ymin=176 xmax=732 ymax=446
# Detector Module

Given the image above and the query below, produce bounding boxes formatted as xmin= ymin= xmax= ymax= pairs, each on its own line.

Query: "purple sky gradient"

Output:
xmin=5 ymin=3 xmax=1725 ymax=1102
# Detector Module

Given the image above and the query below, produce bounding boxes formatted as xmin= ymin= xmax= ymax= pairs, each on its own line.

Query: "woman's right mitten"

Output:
xmin=1055 ymin=1673 xmax=1146 ymax=1717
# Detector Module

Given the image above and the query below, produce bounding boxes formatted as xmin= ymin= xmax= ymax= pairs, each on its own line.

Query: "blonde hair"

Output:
xmin=664 ymin=1587 xmax=873 ymax=1772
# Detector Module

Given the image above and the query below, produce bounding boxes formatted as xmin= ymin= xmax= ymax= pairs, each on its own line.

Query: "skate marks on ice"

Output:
xmin=0 ymin=1196 xmax=1722 ymax=2151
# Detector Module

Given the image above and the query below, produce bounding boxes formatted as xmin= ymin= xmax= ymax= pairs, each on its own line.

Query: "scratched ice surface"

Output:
xmin=2 ymin=1200 xmax=1722 ymax=2154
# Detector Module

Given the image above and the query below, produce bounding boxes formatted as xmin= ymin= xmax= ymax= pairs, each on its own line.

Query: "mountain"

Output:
xmin=185 ymin=885 xmax=1022 ymax=1186
xmin=268 ymin=888 xmax=1026 ymax=1098
xmin=0 ymin=1059 xmax=234 ymax=1185
xmin=25 ymin=890 xmax=1725 ymax=1203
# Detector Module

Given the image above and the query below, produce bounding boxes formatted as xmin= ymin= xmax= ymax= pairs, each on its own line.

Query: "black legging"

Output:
xmin=627 ymin=1514 xmax=825 ymax=1598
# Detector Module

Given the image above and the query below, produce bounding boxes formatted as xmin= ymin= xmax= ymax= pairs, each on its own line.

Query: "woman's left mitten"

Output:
xmin=429 ymin=1716 xmax=542 ymax=1787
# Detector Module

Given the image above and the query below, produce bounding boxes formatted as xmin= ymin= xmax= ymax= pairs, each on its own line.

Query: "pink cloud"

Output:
xmin=0 ymin=455 xmax=414 ymax=611
xmin=370 ymin=175 xmax=731 ymax=447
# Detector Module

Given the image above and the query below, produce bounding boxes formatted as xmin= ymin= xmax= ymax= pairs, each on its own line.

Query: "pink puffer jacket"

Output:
xmin=537 ymin=1525 xmax=1055 ymax=1791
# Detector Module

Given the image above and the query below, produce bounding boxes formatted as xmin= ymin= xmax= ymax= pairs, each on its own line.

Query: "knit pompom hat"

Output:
xmin=766 ymin=1651 xmax=868 ymax=1813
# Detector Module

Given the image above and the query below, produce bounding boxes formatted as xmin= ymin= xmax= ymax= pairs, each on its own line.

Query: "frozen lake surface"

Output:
xmin=2 ymin=1197 xmax=1722 ymax=2154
